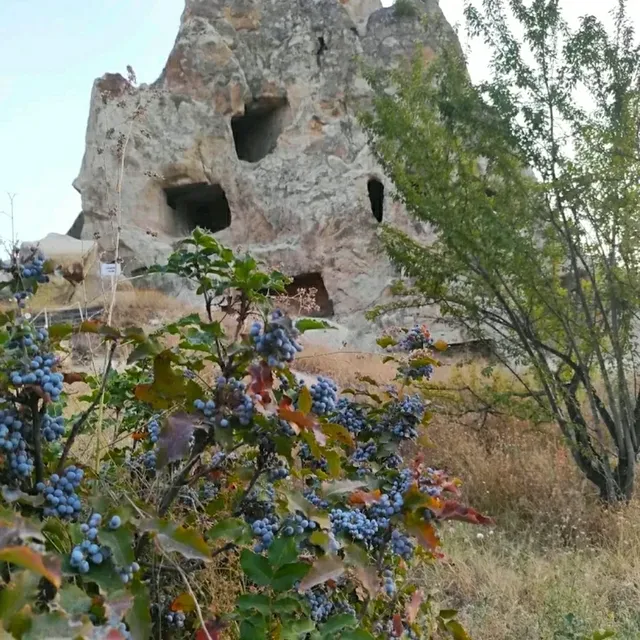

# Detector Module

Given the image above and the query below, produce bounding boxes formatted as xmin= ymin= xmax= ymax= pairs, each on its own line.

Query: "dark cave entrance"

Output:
xmin=164 ymin=183 xmax=231 ymax=234
xmin=263 ymin=272 xmax=334 ymax=318
xmin=231 ymin=97 xmax=290 ymax=163
xmin=367 ymin=178 xmax=384 ymax=223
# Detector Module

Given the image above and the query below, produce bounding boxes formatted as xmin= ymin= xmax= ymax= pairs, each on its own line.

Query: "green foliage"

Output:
xmin=393 ymin=0 xmax=418 ymax=19
xmin=0 ymin=228 xmax=488 ymax=638
xmin=362 ymin=0 xmax=640 ymax=502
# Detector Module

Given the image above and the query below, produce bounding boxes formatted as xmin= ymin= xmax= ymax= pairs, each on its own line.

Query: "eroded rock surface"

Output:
xmin=72 ymin=0 xmax=461 ymax=346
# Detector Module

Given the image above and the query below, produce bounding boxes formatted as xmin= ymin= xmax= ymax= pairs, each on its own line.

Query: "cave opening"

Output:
xmin=367 ymin=178 xmax=384 ymax=223
xmin=164 ymin=182 xmax=231 ymax=234
xmin=231 ymin=97 xmax=290 ymax=163
xmin=263 ymin=272 xmax=334 ymax=318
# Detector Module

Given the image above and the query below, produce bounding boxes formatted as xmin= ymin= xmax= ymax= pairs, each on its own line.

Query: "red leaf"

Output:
xmin=63 ymin=371 xmax=86 ymax=384
xmin=408 ymin=521 xmax=441 ymax=552
xmin=348 ymin=489 xmax=382 ymax=506
xmin=392 ymin=614 xmax=404 ymax=637
xmin=406 ymin=590 xmax=423 ymax=624
xmin=278 ymin=399 xmax=323 ymax=442
xmin=249 ymin=363 xmax=273 ymax=397
xmin=436 ymin=501 xmax=494 ymax=525
xmin=195 ymin=618 xmax=225 ymax=640
xmin=131 ymin=431 xmax=147 ymax=441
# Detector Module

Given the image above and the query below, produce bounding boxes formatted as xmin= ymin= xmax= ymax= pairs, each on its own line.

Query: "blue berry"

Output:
xmin=309 ymin=377 xmax=338 ymax=415
xmin=109 ymin=515 xmax=121 ymax=529
xmin=251 ymin=310 xmax=302 ymax=369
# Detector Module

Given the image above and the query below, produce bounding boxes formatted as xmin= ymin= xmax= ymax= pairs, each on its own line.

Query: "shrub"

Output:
xmin=0 ymin=230 xmax=489 ymax=639
xmin=393 ymin=0 xmax=418 ymax=19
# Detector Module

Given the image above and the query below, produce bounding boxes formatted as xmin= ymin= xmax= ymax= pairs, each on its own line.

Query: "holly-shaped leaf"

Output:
xmin=0 ymin=546 xmax=61 ymax=588
xmin=125 ymin=580 xmax=152 ymax=640
xmin=295 ymin=318 xmax=335 ymax=333
xmin=268 ymin=537 xmax=299 ymax=569
xmin=237 ymin=594 xmax=271 ymax=615
xmin=98 ymin=527 xmax=134 ymax=568
xmin=156 ymin=412 xmax=201 ymax=469
xmin=271 ymin=562 xmax=310 ymax=591
xmin=207 ymin=518 xmax=250 ymax=544
xmin=139 ymin=519 xmax=211 ymax=561
xmin=240 ymin=549 xmax=273 ymax=586
xmin=298 ymin=555 xmax=344 ymax=591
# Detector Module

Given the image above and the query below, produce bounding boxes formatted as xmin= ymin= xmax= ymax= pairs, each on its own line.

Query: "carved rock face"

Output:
xmin=71 ymin=0 xmax=462 ymax=347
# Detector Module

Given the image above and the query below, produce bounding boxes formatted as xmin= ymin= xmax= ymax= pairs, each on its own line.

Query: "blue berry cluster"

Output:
xmin=282 ymin=513 xmax=317 ymax=536
xmin=329 ymin=508 xmax=381 ymax=543
xmin=298 ymin=442 xmax=328 ymax=472
xmin=303 ymin=489 xmax=328 ymax=510
xmin=200 ymin=481 xmax=219 ymax=502
xmin=331 ymin=398 xmax=369 ymax=435
xmin=399 ymin=361 xmax=434 ymax=381
xmin=268 ymin=457 xmax=290 ymax=481
xmin=147 ymin=417 xmax=160 ymax=443
xmin=42 ymin=413 xmax=65 ymax=442
xmin=350 ymin=440 xmax=377 ymax=464
xmin=379 ymin=394 xmax=426 ymax=440
xmin=194 ymin=376 xmax=254 ymax=427
xmin=370 ymin=491 xmax=404 ymax=519
xmin=397 ymin=325 xmax=433 ymax=352
xmin=165 ymin=612 xmax=186 ymax=628
xmin=37 ymin=466 xmax=83 ymax=519
xmin=10 ymin=354 xmax=63 ymax=401
xmin=390 ymin=529 xmax=415 ymax=560
xmin=382 ymin=569 xmax=396 ymax=596
xmin=309 ymin=376 xmax=338 ymax=415
xmin=250 ymin=309 xmax=302 ymax=369
xmin=251 ymin=515 xmax=279 ymax=552
xmin=71 ymin=513 xmax=110 ymax=573
xmin=305 ymin=589 xmax=334 ymax=622
xmin=0 ymin=407 xmax=33 ymax=480
xmin=20 ymin=251 xmax=49 ymax=283
xmin=118 ymin=561 xmax=140 ymax=584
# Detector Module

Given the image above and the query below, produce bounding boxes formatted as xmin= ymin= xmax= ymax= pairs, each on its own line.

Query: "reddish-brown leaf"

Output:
xmin=441 ymin=480 xmax=461 ymax=495
xmin=409 ymin=521 xmax=441 ymax=552
xmin=392 ymin=614 xmax=404 ymax=637
xmin=249 ymin=363 xmax=273 ymax=398
xmin=195 ymin=618 xmax=225 ymax=640
xmin=406 ymin=590 xmax=423 ymax=624
xmin=131 ymin=431 xmax=147 ymax=441
xmin=0 ymin=546 xmax=61 ymax=588
xmin=170 ymin=592 xmax=196 ymax=613
xmin=63 ymin=372 xmax=86 ymax=384
xmin=348 ymin=489 xmax=382 ymax=506
xmin=436 ymin=501 xmax=494 ymax=525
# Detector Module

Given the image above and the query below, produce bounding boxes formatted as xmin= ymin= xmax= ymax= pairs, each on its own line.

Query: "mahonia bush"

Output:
xmin=0 ymin=229 xmax=491 ymax=640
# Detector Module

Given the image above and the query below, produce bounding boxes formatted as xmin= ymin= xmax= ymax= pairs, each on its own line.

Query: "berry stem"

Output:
xmin=56 ymin=341 xmax=117 ymax=473
xmin=30 ymin=396 xmax=44 ymax=486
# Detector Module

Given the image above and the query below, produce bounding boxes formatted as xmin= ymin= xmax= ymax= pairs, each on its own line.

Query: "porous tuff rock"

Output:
xmin=71 ymin=0 xmax=462 ymax=346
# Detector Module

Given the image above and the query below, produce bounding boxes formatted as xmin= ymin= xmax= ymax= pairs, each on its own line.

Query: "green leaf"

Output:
xmin=298 ymin=386 xmax=312 ymax=415
xmin=23 ymin=611 xmax=93 ymax=639
xmin=47 ymin=323 xmax=74 ymax=340
xmin=320 ymin=479 xmax=368 ymax=498
xmin=444 ymin=620 xmax=471 ymax=640
xmin=0 ymin=570 xmax=39 ymax=629
xmin=98 ymin=527 xmax=134 ymax=567
xmin=125 ymin=579 xmax=152 ymax=640
xmin=240 ymin=549 xmax=274 ymax=586
xmin=207 ymin=518 xmax=250 ymax=543
xmin=295 ymin=318 xmax=335 ymax=333
xmin=239 ymin=613 xmax=268 ymax=640
xmin=237 ymin=593 xmax=272 ymax=615
xmin=58 ymin=584 xmax=91 ymax=617
xmin=139 ymin=518 xmax=211 ymax=561
xmin=341 ymin=631 xmax=376 ymax=640
xmin=268 ymin=537 xmax=299 ymax=569
xmin=272 ymin=595 xmax=303 ymax=615
xmin=376 ymin=336 xmax=397 ymax=349
xmin=320 ymin=614 xmax=358 ymax=637
xmin=271 ymin=562 xmax=310 ymax=591
xmin=280 ymin=617 xmax=316 ymax=640
xmin=87 ymin=560 xmax=125 ymax=594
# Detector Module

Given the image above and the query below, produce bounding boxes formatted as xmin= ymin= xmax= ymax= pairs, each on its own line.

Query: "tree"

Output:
xmin=361 ymin=0 xmax=640 ymax=502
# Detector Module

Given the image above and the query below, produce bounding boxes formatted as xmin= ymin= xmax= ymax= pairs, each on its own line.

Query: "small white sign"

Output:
xmin=100 ymin=262 xmax=121 ymax=278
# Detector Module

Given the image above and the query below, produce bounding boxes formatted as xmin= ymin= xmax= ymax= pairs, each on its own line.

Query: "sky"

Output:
xmin=0 ymin=0 xmax=635 ymax=246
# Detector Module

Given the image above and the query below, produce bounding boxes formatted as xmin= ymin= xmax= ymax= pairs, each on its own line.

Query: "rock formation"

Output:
xmin=70 ymin=0 xmax=461 ymax=345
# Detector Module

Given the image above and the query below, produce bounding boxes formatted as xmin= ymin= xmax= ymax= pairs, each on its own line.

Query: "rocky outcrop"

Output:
xmin=72 ymin=0 xmax=461 ymax=346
